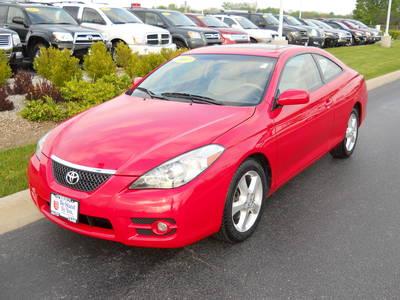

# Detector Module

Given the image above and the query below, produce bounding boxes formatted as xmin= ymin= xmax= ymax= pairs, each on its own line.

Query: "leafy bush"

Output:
xmin=114 ymin=42 xmax=133 ymax=69
xmin=83 ymin=42 xmax=116 ymax=81
xmin=33 ymin=47 xmax=82 ymax=87
xmin=8 ymin=71 xmax=34 ymax=95
xmin=0 ymin=50 xmax=12 ymax=86
xmin=26 ymin=80 xmax=64 ymax=103
xmin=21 ymin=96 xmax=92 ymax=122
xmin=160 ymin=48 xmax=188 ymax=61
xmin=389 ymin=30 xmax=400 ymax=40
xmin=0 ymin=87 xmax=14 ymax=111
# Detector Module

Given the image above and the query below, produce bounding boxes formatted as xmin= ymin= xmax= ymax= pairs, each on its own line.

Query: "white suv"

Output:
xmin=56 ymin=3 xmax=176 ymax=54
xmin=212 ymin=15 xmax=278 ymax=43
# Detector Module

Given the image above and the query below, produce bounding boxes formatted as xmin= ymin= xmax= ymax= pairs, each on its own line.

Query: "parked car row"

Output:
xmin=0 ymin=2 xmax=383 ymax=65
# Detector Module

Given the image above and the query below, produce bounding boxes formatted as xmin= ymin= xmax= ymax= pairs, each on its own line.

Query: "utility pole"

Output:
xmin=278 ymin=0 xmax=284 ymax=38
xmin=382 ymin=0 xmax=393 ymax=47
xmin=299 ymin=0 xmax=302 ymax=19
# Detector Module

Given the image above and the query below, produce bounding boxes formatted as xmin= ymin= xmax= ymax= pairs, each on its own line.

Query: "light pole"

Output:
xmin=299 ymin=0 xmax=302 ymax=19
xmin=382 ymin=0 xmax=393 ymax=47
xmin=278 ymin=0 xmax=284 ymax=38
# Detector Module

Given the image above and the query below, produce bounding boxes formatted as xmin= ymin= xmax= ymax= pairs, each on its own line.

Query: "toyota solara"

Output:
xmin=28 ymin=44 xmax=367 ymax=248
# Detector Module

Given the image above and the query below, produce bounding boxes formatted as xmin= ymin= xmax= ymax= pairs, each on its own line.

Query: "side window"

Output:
xmin=223 ymin=17 xmax=235 ymax=27
xmin=63 ymin=6 xmax=79 ymax=21
xmin=278 ymin=54 xmax=323 ymax=93
xmin=314 ymin=54 xmax=343 ymax=82
xmin=82 ymin=8 xmax=105 ymax=24
xmin=7 ymin=7 xmax=25 ymax=24
xmin=251 ymin=14 xmax=265 ymax=26
xmin=0 ymin=6 xmax=8 ymax=23
xmin=145 ymin=12 xmax=164 ymax=27
xmin=132 ymin=11 xmax=144 ymax=21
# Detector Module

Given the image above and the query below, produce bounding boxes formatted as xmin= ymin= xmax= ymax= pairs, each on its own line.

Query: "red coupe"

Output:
xmin=28 ymin=45 xmax=368 ymax=248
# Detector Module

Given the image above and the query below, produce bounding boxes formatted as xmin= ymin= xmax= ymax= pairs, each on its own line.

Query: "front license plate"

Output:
xmin=50 ymin=193 xmax=79 ymax=223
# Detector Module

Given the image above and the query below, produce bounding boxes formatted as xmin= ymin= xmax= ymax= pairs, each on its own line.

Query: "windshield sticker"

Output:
xmin=174 ymin=56 xmax=196 ymax=64
xmin=162 ymin=12 xmax=171 ymax=16
xmin=100 ymin=7 xmax=111 ymax=11
xmin=26 ymin=8 xmax=40 ymax=12
xmin=259 ymin=63 xmax=270 ymax=69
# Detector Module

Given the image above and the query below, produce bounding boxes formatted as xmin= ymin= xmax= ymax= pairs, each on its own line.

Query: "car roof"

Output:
xmin=187 ymin=44 xmax=304 ymax=58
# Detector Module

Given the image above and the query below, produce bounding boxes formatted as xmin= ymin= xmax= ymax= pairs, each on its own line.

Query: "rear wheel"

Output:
xmin=174 ymin=40 xmax=186 ymax=49
xmin=216 ymin=159 xmax=268 ymax=243
xmin=330 ymin=108 xmax=359 ymax=159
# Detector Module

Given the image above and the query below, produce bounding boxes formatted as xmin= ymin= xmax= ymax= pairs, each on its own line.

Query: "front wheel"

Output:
xmin=216 ymin=159 xmax=268 ymax=243
xmin=330 ymin=108 xmax=359 ymax=159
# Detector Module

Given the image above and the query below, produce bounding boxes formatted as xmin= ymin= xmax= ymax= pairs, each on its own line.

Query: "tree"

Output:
xmin=353 ymin=0 xmax=400 ymax=27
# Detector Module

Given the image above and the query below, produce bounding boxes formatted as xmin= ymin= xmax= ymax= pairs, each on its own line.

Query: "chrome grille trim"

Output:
xmin=51 ymin=155 xmax=116 ymax=175
xmin=0 ymin=34 xmax=11 ymax=47
xmin=73 ymin=32 xmax=103 ymax=44
xmin=146 ymin=33 xmax=171 ymax=45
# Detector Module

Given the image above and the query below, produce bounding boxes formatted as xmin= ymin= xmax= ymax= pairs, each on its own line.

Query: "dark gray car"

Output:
xmin=0 ymin=27 xmax=23 ymax=64
xmin=130 ymin=8 xmax=222 ymax=49
xmin=0 ymin=3 xmax=106 ymax=60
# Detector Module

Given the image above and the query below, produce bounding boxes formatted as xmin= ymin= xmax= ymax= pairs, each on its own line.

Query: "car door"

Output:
xmin=272 ymin=53 xmax=333 ymax=186
xmin=80 ymin=7 xmax=107 ymax=33
xmin=6 ymin=6 xmax=29 ymax=43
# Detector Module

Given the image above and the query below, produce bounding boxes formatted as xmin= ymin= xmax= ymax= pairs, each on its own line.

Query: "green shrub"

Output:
xmin=389 ymin=30 xmax=400 ymax=40
xmin=83 ymin=42 xmax=116 ymax=81
xmin=0 ymin=50 xmax=12 ymax=86
xmin=114 ymin=42 xmax=133 ymax=69
xmin=160 ymin=48 xmax=188 ymax=61
xmin=33 ymin=47 xmax=82 ymax=87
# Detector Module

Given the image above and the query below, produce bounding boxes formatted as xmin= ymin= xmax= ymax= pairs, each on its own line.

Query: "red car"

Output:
xmin=185 ymin=13 xmax=250 ymax=44
xmin=28 ymin=45 xmax=367 ymax=248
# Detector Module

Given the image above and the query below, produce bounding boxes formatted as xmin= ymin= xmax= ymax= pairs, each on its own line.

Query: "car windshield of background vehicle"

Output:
xmin=336 ymin=22 xmax=350 ymax=30
xmin=286 ymin=15 xmax=303 ymax=26
xmin=304 ymin=20 xmax=318 ymax=28
xmin=311 ymin=20 xmax=332 ymax=29
xmin=200 ymin=15 xmax=228 ymax=28
xmin=101 ymin=7 xmax=141 ymax=24
xmin=263 ymin=14 xmax=279 ymax=25
xmin=162 ymin=11 xmax=196 ymax=27
xmin=26 ymin=6 xmax=78 ymax=25
xmin=236 ymin=17 xmax=258 ymax=29
xmin=131 ymin=54 xmax=276 ymax=106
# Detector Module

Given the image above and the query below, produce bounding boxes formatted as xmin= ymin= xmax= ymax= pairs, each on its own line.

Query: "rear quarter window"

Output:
xmin=313 ymin=54 xmax=343 ymax=82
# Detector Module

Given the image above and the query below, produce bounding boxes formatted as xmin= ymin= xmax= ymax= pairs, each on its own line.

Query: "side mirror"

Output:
xmin=277 ymin=90 xmax=310 ymax=106
xmin=12 ymin=16 xmax=26 ymax=26
xmin=156 ymin=22 xmax=166 ymax=28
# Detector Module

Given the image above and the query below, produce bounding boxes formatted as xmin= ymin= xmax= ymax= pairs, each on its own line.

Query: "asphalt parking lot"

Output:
xmin=1 ymin=80 xmax=400 ymax=299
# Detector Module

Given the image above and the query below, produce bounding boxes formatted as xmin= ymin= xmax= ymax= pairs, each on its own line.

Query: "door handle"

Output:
xmin=325 ymin=99 xmax=333 ymax=108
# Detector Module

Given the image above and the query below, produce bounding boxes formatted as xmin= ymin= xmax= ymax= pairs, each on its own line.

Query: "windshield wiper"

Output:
xmin=136 ymin=87 xmax=169 ymax=100
xmin=161 ymin=92 xmax=223 ymax=105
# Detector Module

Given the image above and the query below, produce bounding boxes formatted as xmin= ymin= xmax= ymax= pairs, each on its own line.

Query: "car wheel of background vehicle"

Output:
xmin=216 ymin=159 xmax=268 ymax=243
xmin=30 ymin=43 xmax=47 ymax=59
xmin=111 ymin=40 xmax=126 ymax=61
xmin=330 ymin=108 xmax=359 ymax=159
xmin=174 ymin=40 xmax=187 ymax=49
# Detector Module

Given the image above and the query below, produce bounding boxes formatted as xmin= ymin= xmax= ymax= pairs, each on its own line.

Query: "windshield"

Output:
xmin=336 ymin=21 xmax=350 ymax=30
xmin=100 ymin=7 xmax=141 ymax=24
xmin=25 ymin=6 xmax=77 ymax=25
xmin=199 ymin=15 xmax=228 ymax=28
xmin=236 ymin=17 xmax=258 ymax=29
xmin=303 ymin=20 xmax=318 ymax=28
xmin=131 ymin=54 xmax=276 ymax=106
xmin=285 ymin=15 xmax=302 ymax=26
xmin=263 ymin=14 xmax=279 ymax=25
xmin=309 ymin=19 xmax=332 ymax=30
xmin=162 ymin=11 xmax=196 ymax=26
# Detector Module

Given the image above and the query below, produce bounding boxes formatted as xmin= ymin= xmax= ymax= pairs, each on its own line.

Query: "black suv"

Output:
xmin=218 ymin=11 xmax=309 ymax=45
xmin=130 ymin=8 xmax=222 ymax=49
xmin=0 ymin=27 xmax=23 ymax=64
xmin=0 ymin=3 xmax=106 ymax=59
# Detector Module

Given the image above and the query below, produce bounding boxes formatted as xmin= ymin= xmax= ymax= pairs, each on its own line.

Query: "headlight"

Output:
xmin=309 ymin=29 xmax=318 ymax=37
xmin=12 ymin=33 xmax=21 ymax=46
xmin=130 ymin=144 xmax=225 ymax=189
xmin=188 ymin=31 xmax=202 ymax=39
xmin=35 ymin=131 xmax=51 ymax=160
xmin=290 ymin=31 xmax=299 ymax=36
xmin=52 ymin=32 xmax=74 ymax=42
xmin=355 ymin=31 xmax=363 ymax=36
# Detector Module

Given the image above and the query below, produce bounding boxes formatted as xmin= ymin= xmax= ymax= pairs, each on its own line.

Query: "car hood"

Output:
xmin=47 ymin=95 xmax=255 ymax=176
xmin=178 ymin=26 xmax=219 ymax=33
xmin=215 ymin=27 xmax=247 ymax=35
xmin=31 ymin=24 xmax=101 ymax=33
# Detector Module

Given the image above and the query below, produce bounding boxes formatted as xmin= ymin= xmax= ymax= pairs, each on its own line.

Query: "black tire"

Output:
xmin=174 ymin=40 xmax=186 ymax=49
xmin=30 ymin=42 xmax=47 ymax=60
xmin=216 ymin=158 xmax=268 ymax=243
xmin=330 ymin=108 xmax=359 ymax=159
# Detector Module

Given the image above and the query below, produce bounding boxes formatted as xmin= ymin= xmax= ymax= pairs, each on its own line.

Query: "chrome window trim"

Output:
xmin=51 ymin=155 xmax=117 ymax=175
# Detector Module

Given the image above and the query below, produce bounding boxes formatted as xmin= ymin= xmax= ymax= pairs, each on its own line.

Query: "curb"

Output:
xmin=1 ymin=71 xmax=399 ymax=235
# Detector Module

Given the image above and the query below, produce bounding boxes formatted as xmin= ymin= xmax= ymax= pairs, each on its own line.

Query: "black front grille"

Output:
xmin=52 ymin=160 xmax=112 ymax=192
xmin=204 ymin=32 xmax=220 ymax=40
xmin=75 ymin=33 xmax=103 ymax=44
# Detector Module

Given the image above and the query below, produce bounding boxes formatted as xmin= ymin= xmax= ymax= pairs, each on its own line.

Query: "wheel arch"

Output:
xmin=27 ymin=36 xmax=50 ymax=50
xmin=354 ymin=101 xmax=362 ymax=125
xmin=246 ymin=152 xmax=272 ymax=191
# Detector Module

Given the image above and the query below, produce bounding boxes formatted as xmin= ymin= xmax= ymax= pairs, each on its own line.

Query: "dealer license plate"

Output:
xmin=50 ymin=193 xmax=79 ymax=223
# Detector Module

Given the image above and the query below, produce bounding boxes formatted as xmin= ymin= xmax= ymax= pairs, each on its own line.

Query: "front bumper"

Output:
xmin=255 ymin=37 xmax=273 ymax=44
xmin=309 ymin=37 xmax=325 ymax=47
xmin=128 ymin=43 xmax=177 ymax=55
xmin=28 ymin=153 xmax=233 ymax=248
xmin=337 ymin=36 xmax=352 ymax=46
xmin=287 ymin=35 xmax=309 ymax=46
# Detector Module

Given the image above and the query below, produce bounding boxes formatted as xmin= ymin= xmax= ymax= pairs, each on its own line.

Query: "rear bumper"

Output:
xmin=28 ymin=152 xmax=233 ymax=248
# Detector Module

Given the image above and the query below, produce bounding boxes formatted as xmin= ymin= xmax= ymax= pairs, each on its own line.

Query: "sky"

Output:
xmin=132 ymin=0 xmax=358 ymax=15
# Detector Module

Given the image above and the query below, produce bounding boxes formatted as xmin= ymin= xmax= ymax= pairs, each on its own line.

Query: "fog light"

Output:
xmin=157 ymin=221 xmax=169 ymax=233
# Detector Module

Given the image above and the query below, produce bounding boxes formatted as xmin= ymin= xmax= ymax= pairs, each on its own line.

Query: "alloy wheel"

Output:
xmin=345 ymin=112 xmax=358 ymax=152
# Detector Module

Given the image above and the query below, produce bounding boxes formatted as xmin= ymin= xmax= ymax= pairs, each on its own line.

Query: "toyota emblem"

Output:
xmin=66 ymin=171 xmax=80 ymax=185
